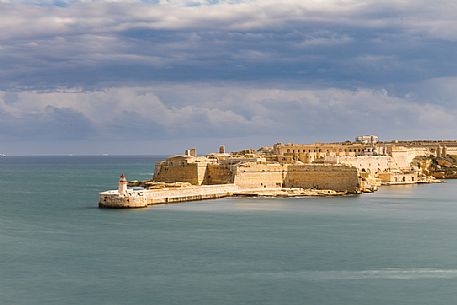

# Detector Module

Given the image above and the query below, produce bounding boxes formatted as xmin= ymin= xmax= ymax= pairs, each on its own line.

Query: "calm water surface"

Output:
xmin=1 ymin=156 xmax=457 ymax=305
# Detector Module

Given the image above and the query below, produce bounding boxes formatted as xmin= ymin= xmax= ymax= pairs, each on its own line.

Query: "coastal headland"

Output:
xmin=99 ymin=136 xmax=456 ymax=208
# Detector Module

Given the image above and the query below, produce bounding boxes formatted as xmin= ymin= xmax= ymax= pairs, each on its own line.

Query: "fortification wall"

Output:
xmin=206 ymin=164 xmax=234 ymax=185
xmin=446 ymin=147 xmax=457 ymax=156
xmin=232 ymin=163 xmax=359 ymax=193
xmin=154 ymin=163 xmax=202 ymax=185
xmin=233 ymin=163 xmax=284 ymax=188
xmin=378 ymin=172 xmax=418 ymax=184
xmin=324 ymin=155 xmax=395 ymax=174
xmin=196 ymin=164 xmax=208 ymax=185
xmin=284 ymin=165 xmax=359 ymax=193
xmin=388 ymin=146 xmax=430 ymax=169
xmin=273 ymin=143 xmax=376 ymax=162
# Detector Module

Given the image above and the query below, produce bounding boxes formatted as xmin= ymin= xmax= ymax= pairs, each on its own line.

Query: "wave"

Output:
xmin=246 ymin=268 xmax=457 ymax=280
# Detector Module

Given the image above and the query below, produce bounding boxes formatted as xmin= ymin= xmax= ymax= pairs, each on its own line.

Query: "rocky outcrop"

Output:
xmin=414 ymin=155 xmax=457 ymax=179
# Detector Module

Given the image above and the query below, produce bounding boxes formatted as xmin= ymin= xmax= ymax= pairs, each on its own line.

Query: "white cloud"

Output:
xmin=296 ymin=34 xmax=353 ymax=48
xmin=1 ymin=0 xmax=457 ymax=89
xmin=1 ymin=84 xmax=455 ymax=143
xmin=1 ymin=0 xmax=457 ymax=154
xmin=2 ymin=1 xmax=457 ymax=38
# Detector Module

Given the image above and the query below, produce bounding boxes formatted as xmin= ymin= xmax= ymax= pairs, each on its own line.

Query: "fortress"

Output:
xmin=99 ymin=137 xmax=457 ymax=208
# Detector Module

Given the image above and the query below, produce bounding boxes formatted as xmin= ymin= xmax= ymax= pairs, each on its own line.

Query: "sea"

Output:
xmin=1 ymin=155 xmax=457 ymax=305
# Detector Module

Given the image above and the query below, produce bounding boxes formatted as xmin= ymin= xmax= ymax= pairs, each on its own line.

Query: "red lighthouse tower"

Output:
xmin=118 ymin=172 xmax=127 ymax=194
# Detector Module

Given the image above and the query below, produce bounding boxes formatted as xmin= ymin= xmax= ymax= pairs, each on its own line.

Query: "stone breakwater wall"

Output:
xmin=99 ymin=184 xmax=354 ymax=209
xmin=99 ymin=191 xmax=148 ymax=208
xmin=100 ymin=163 xmax=360 ymax=209
xmin=99 ymin=184 xmax=238 ymax=208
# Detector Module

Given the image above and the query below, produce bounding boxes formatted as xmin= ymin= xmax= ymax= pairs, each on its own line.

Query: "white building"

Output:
xmin=355 ymin=135 xmax=379 ymax=144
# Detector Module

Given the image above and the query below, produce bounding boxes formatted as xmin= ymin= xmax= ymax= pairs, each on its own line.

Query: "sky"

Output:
xmin=1 ymin=0 xmax=457 ymax=155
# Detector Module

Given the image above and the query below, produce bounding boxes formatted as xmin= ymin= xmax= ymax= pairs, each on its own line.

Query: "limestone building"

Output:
xmin=153 ymin=148 xmax=359 ymax=193
xmin=153 ymin=138 xmax=457 ymax=193
xmin=100 ymin=137 xmax=457 ymax=208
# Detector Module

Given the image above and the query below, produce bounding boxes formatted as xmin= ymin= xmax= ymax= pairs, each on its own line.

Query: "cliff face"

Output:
xmin=414 ymin=155 xmax=457 ymax=179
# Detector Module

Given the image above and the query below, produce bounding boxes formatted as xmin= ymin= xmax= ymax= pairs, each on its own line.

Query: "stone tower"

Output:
xmin=118 ymin=172 xmax=128 ymax=195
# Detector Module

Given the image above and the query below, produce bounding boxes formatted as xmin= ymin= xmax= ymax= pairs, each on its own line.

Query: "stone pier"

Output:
xmin=99 ymin=184 xmax=238 ymax=208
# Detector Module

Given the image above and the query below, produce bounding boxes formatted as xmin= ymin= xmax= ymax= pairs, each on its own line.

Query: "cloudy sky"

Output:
xmin=1 ymin=0 xmax=457 ymax=155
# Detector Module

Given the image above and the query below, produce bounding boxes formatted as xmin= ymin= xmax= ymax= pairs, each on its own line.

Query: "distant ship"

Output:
xmin=0 ymin=154 xmax=6 ymax=157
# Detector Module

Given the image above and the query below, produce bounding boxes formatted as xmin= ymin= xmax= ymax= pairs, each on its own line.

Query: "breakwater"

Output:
xmin=99 ymin=184 xmax=352 ymax=208
xmin=99 ymin=184 xmax=238 ymax=208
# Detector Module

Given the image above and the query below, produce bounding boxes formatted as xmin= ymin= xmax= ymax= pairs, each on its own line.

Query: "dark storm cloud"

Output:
xmin=1 ymin=0 xmax=457 ymax=88
xmin=0 ymin=104 xmax=95 ymax=140
xmin=1 ymin=0 xmax=457 ymax=154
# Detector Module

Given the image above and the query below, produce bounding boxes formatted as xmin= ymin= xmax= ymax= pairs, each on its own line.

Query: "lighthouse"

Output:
xmin=118 ymin=172 xmax=128 ymax=195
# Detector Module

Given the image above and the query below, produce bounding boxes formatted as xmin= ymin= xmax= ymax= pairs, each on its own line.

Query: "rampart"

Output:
xmin=324 ymin=155 xmax=395 ymax=175
xmin=232 ymin=163 xmax=359 ymax=193
xmin=153 ymin=156 xmax=212 ymax=185
xmin=284 ymin=164 xmax=359 ymax=193
xmin=233 ymin=163 xmax=284 ymax=188
xmin=206 ymin=164 xmax=234 ymax=184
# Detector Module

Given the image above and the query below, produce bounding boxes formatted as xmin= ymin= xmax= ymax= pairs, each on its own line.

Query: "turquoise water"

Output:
xmin=1 ymin=156 xmax=457 ymax=305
